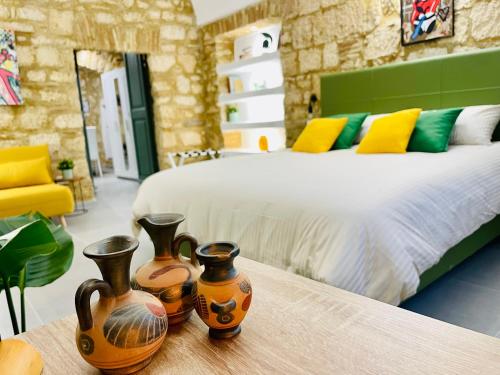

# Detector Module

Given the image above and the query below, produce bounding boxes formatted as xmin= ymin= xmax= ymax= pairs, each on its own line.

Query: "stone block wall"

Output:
xmin=200 ymin=0 xmax=500 ymax=146
xmin=0 ymin=0 xmax=208 ymax=200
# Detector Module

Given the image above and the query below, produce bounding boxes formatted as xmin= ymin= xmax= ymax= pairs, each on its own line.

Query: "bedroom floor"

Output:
xmin=401 ymin=238 xmax=500 ymax=338
xmin=1 ymin=175 xmax=499 ymax=339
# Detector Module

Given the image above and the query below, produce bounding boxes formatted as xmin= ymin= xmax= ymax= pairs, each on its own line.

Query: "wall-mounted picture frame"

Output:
xmin=400 ymin=0 xmax=454 ymax=46
xmin=0 ymin=29 xmax=23 ymax=105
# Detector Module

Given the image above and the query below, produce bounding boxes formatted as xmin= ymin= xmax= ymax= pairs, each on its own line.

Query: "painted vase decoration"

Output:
xmin=133 ymin=213 xmax=200 ymax=325
xmin=75 ymin=236 xmax=167 ymax=374
xmin=192 ymin=241 xmax=252 ymax=339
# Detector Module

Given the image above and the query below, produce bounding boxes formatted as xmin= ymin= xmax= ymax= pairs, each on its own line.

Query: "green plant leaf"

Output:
xmin=0 ymin=220 xmax=56 ymax=275
xmin=0 ymin=212 xmax=74 ymax=290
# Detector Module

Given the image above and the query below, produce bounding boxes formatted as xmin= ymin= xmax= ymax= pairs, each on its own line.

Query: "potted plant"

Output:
xmin=227 ymin=105 xmax=239 ymax=123
xmin=58 ymin=159 xmax=74 ymax=180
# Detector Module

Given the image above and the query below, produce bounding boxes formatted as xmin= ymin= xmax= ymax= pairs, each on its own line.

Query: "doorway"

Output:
xmin=101 ymin=67 xmax=138 ymax=179
xmin=74 ymin=50 xmax=158 ymax=182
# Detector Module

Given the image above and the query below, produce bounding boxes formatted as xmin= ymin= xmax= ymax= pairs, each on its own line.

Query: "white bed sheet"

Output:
xmin=133 ymin=144 xmax=500 ymax=305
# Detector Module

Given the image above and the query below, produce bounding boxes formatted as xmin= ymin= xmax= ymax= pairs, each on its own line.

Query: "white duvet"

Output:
xmin=133 ymin=144 xmax=500 ymax=305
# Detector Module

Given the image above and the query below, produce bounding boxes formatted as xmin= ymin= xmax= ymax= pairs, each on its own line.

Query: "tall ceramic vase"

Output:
xmin=192 ymin=241 xmax=252 ymax=339
xmin=75 ymin=236 xmax=168 ymax=374
xmin=133 ymin=214 xmax=200 ymax=325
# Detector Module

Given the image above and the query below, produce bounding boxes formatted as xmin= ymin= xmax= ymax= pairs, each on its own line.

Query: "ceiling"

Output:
xmin=191 ymin=0 xmax=262 ymax=26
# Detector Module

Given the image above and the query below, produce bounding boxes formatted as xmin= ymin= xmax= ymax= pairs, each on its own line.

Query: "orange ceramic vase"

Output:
xmin=192 ymin=242 xmax=252 ymax=339
xmin=133 ymin=214 xmax=200 ymax=325
xmin=75 ymin=236 xmax=167 ymax=374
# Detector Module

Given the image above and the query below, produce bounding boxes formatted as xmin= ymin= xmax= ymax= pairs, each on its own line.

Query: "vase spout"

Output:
xmin=82 ymin=235 xmax=138 ymax=296
xmin=137 ymin=213 xmax=185 ymax=258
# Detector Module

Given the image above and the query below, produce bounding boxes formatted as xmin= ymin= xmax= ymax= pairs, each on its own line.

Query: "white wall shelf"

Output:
xmin=218 ymin=85 xmax=284 ymax=104
xmin=221 ymin=120 xmax=284 ymax=131
xmin=216 ymin=51 xmax=281 ymax=76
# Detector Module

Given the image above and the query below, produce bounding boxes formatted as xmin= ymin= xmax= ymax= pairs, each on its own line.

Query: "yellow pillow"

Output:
xmin=0 ymin=158 xmax=53 ymax=189
xmin=357 ymin=108 xmax=422 ymax=154
xmin=292 ymin=117 xmax=348 ymax=153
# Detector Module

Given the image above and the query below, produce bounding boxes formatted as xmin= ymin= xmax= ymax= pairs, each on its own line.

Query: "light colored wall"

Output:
xmin=0 ymin=0 xmax=208 ymax=199
xmin=201 ymin=0 xmax=500 ymax=146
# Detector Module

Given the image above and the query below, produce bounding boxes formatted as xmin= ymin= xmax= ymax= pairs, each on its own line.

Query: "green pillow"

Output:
xmin=408 ymin=108 xmax=463 ymax=153
xmin=329 ymin=112 xmax=370 ymax=149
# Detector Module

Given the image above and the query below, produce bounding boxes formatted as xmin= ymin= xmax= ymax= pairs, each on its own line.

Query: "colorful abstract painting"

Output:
xmin=400 ymin=0 xmax=454 ymax=46
xmin=0 ymin=29 xmax=22 ymax=105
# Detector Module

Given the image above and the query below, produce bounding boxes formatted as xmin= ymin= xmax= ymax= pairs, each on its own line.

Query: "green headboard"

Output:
xmin=321 ymin=48 xmax=500 ymax=140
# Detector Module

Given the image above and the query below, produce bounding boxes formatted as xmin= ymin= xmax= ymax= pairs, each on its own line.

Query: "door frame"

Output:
xmin=75 ymin=50 xmax=158 ymax=182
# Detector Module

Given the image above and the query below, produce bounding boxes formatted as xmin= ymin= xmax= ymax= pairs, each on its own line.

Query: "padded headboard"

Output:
xmin=321 ymin=48 xmax=500 ymax=141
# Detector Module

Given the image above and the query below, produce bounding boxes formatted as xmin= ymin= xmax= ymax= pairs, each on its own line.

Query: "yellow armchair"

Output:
xmin=0 ymin=145 xmax=74 ymax=221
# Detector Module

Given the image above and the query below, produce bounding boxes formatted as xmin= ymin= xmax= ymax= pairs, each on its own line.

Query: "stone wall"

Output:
xmin=201 ymin=0 xmax=500 ymax=146
xmin=0 ymin=0 xmax=208 ymax=200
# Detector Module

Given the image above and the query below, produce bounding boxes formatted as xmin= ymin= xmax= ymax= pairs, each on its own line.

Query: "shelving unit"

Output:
xmin=218 ymin=86 xmax=284 ymax=104
xmin=216 ymin=22 xmax=285 ymax=154
xmin=216 ymin=51 xmax=281 ymax=76
xmin=221 ymin=120 xmax=284 ymax=131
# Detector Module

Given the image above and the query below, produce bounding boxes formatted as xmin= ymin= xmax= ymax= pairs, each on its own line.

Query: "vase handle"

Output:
xmin=173 ymin=232 xmax=199 ymax=267
xmin=75 ymin=279 xmax=114 ymax=331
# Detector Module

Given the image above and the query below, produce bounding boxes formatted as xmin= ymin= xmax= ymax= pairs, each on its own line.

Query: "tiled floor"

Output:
xmin=1 ymin=175 xmax=500 ymax=339
xmin=401 ymin=237 xmax=500 ymax=338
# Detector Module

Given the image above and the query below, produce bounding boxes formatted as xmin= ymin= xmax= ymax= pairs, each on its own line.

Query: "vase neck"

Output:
xmin=137 ymin=214 xmax=184 ymax=259
xmin=94 ymin=253 xmax=133 ymax=296
xmin=83 ymin=236 xmax=138 ymax=297
xmin=202 ymin=258 xmax=238 ymax=282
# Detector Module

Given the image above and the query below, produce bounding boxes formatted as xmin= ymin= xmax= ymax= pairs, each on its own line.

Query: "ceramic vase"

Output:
xmin=133 ymin=214 xmax=200 ymax=325
xmin=75 ymin=236 xmax=168 ymax=374
xmin=62 ymin=168 xmax=73 ymax=180
xmin=192 ymin=241 xmax=252 ymax=339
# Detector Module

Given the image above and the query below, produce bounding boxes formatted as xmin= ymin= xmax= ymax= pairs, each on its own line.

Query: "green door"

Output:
xmin=124 ymin=53 xmax=159 ymax=181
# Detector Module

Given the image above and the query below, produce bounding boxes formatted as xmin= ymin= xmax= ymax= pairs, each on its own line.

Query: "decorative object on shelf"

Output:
xmin=0 ymin=337 xmax=43 ymax=374
xmin=57 ymin=159 xmax=74 ymax=180
xmin=0 ymin=212 xmax=73 ymax=334
xmin=223 ymin=131 xmax=242 ymax=149
xmin=259 ymin=136 xmax=269 ymax=152
xmin=75 ymin=235 xmax=167 ymax=374
xmin=133 ymin=214 xmax=200 ymax=325
xmin=400 ymin=0 xmax=454 ymax=46
xmin=228 ymin=76 xmax=244 ymax=93
xmin=227 ymin=105 xmax=239 ymax=123
xmin=234 ymin=24 xmax=281 ymax=61
xmin=0 ymin=29 xmax=22 ymax=105
xmin=193 ymin=241 xmax=252 ymax=339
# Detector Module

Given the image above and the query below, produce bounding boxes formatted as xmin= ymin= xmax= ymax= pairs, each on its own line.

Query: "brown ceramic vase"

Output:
xmin=192 ymin=241 xmax=252 ymax=339
xmin=133 ymin=214 xmax=200 ymax=325
xmin=75 ymin=236 xmax=168 ymax=374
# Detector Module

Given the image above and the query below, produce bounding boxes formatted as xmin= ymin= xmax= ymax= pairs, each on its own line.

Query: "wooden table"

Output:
xmin=18 ymin=258 xmax=500 ymax=374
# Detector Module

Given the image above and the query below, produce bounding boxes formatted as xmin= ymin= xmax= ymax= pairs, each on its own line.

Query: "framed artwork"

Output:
xmin=400 ymin=0 xmax=454 ymax=46
xmin=0 ymin=29 xmax=22 ymax=105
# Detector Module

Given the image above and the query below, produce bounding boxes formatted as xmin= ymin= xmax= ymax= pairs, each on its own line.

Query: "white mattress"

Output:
xmin=133 ymin=144 xmax=500 ymax=305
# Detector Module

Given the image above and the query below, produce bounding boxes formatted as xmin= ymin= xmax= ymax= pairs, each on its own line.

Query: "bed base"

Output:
xmin=415 ymin=215 xmax=500 ymax=294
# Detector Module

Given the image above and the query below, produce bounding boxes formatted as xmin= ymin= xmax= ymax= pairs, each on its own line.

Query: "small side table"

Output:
xmin=55 ymin=176 xmax=88 ymax=215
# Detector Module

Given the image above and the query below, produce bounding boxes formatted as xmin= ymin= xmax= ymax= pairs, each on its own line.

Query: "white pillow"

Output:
xmin=450 ymin=105 xmax=500 ymax=145
xmin=355 ymin=114 xmax=387 ymax=143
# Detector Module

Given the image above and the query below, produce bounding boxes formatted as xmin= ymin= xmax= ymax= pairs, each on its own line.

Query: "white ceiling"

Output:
xmin=191 ymin=0 xmax=262 ymax=26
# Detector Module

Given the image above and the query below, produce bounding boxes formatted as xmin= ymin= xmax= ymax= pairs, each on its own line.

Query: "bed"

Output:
xmin=133 ymin=48 xmax=500 ymax=305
